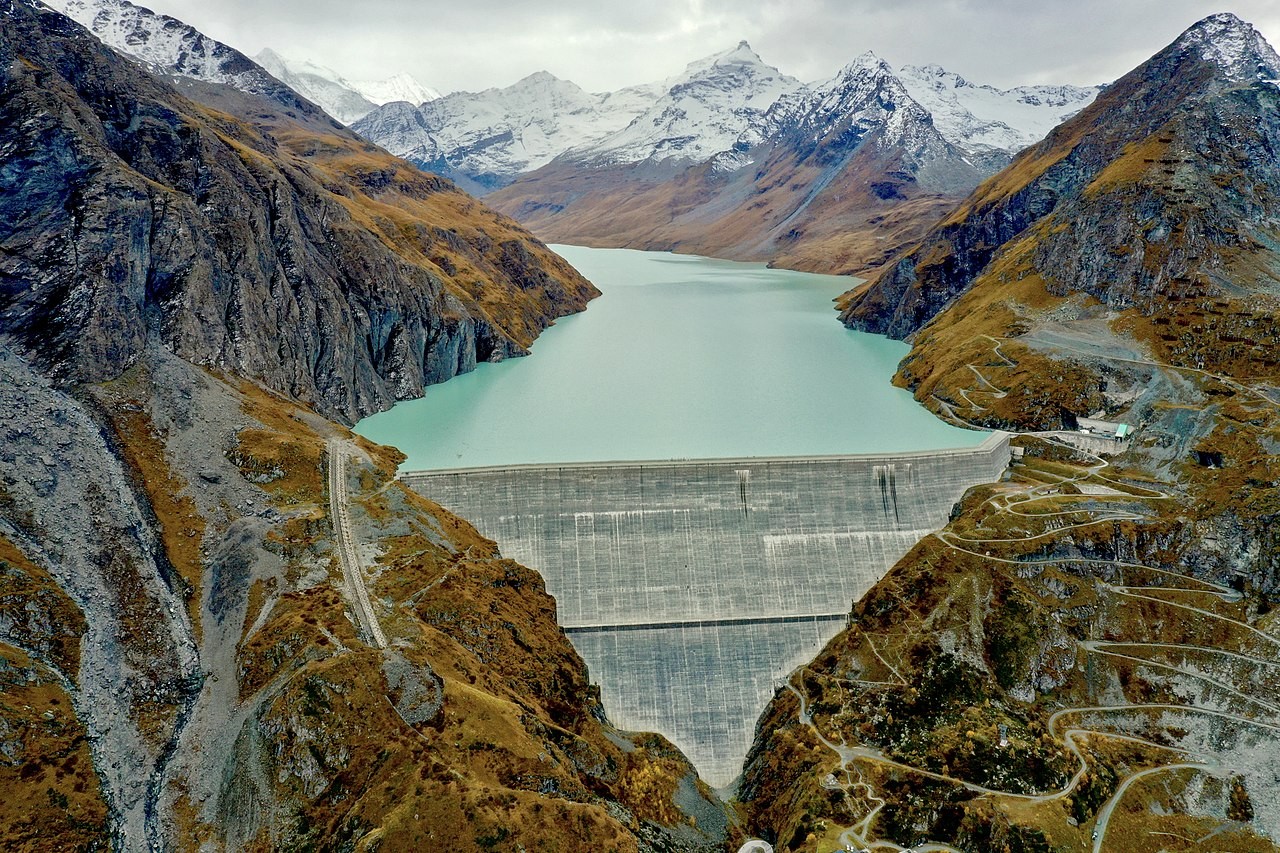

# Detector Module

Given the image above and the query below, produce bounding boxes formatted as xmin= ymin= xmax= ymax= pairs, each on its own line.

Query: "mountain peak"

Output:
xmin=1171 ymin=12 xmax=1280 ymax=81
xmin=681 ymin=39 xmax=777 ymax=78
xmin=838 ymin=51 xmax=893 ymax=78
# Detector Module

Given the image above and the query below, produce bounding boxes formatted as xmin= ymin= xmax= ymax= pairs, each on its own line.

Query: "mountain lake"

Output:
xmin=354 ymin=245 xmax=986 ymax=468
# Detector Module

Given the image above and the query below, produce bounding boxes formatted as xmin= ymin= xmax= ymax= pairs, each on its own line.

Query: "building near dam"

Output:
xmin=401 ymin=432 xmax=1011 ymax=787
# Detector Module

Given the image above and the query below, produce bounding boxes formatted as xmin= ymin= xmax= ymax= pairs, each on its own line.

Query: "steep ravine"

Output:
xmin=0 ymin=345 xmax=200 ymax=849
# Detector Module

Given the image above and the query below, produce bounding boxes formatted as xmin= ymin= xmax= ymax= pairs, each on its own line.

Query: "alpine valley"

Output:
xmin=1 ymin=2 xmax=1279 ymax=853
xmin=354 ymin=43 xmax=1100 ymax=277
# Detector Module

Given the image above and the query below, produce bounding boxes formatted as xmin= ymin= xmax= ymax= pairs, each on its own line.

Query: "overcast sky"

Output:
xmin=139 ymin=0 xmax=1280 ymax=94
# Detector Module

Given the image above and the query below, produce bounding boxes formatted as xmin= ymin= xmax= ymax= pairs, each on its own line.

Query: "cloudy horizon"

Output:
xmin=131 ymin=0 xmax=1280 ymax=95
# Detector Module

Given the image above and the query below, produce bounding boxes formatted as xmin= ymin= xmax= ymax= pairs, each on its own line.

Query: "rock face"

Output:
xmin=840 ymin=12 xmax=1280 ymax=338
xmin=1 ymin=0 xmax=596 ymax=425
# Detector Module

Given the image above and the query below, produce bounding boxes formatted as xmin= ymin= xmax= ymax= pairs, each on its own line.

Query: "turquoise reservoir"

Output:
xmin=354 ymin=246 xmax=983 ymax=469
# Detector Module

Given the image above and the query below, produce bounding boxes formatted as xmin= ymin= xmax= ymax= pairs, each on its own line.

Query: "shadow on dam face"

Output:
xmin=401 ymin=433 xmax=1010 ymax=788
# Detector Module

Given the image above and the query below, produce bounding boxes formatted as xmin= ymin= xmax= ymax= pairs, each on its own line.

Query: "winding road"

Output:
xmin=772 ymin=337 xmax=1280 ymax=850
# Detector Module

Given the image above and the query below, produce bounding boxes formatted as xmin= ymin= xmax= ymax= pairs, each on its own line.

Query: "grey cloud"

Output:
xmin=141 ymin=0 xmax=1280 ymax=95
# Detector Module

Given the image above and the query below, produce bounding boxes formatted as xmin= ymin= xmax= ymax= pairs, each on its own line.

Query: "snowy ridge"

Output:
xmin=1170 ymin=12 xmax=1280 ymax=82
xmin=351 ymin=73 xmax=441 ymax=107
xmin=710 ymin=52 xmax=980 ymax=193
xmin=255 ymin=48 xmax=378 ymax=124
xmin=43 ymin=0 xmax=280 ymax=96
xmin=255 ymin=49 xmax=441 ymax=123
xmin=353 ymin=71 xmax=664 ymax=189
xmin=897 ymin=64 xmax=1100 ymax=154
xmin=576 ymin=41 xmax=802 ymax=166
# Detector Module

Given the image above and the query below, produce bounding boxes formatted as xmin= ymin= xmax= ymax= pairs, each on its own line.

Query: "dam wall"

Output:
xmin=401 ymin=432 xmax=1010 ymax=786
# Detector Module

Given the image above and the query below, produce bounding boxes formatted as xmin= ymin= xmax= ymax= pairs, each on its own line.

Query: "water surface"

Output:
xmin=355 ymin=246 xmax=982 ymax=468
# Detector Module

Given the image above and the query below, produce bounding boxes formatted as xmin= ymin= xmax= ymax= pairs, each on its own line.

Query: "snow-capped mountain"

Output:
xmin=255 ymin=49 xmax=441 ymax=124
xmin=353 ymin=71 xmax=663 ymax=192
xmin=897 ymin=64 xmax=1101 ymax=156
xmin=720 ymin=52 xmax=981 ymax=192
xmin=1172 ymin=11 xmax=1280 ymax=81
xmin=254 ymin=49 xmax=378 ymax=124
xmin=351 ymin=72 xmax=442 ymax=107
xmin=575 ymin=41 xmax=802 ymax=166
xmin=353 ymin=40 xmax=799 ymax=191
xmin=43 ymin=0 xmax=286 ymax=98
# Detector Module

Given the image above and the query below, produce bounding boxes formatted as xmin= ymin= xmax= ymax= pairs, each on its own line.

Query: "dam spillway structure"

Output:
xmin=401 ymin=432 xmax=1011 ymax=787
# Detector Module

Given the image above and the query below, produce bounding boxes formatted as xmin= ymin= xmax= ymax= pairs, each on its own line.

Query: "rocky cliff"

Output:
xmin=2 ymin=0 xmax=596 ymax=425
xmin=840 ymin=13 xmax=1280 ymax=339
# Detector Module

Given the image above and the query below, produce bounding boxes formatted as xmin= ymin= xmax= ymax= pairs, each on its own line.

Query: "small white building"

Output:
xmin=1076 ymin=417 xmax=1133 ymax=441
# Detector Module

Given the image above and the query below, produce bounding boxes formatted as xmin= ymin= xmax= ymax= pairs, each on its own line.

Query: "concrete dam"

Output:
xmin=401 ymin=432 xmax=1011 ymax=787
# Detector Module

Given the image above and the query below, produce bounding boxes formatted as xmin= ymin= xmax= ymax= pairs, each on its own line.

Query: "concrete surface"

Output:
xmin=401 ymin=433 xmax=1010 ymax=786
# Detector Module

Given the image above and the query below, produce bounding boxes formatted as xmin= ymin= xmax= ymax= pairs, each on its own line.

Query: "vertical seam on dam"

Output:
xmin=401 ymin=432 xmax=1011 ymax=786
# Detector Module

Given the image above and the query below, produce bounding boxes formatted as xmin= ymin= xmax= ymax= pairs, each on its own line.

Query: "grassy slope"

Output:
xmin=83 ymin=361 xmax=730 ymax=852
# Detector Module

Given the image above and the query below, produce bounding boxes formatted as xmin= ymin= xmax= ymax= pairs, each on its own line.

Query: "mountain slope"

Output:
xmin=253 ymin=48 xmax=380 ymax=123
xmin=739 ymin=14 xmax=1280 ymax=852
xmin=841 ymin=12 xmax=1280 ymax=342
xmin=42 ymin=0 xmax=323 ymax=115
xmin=352 ymin=70 xmax=660 ymax=194
xmin=578 ymin=41 xmax=801 ymax=167
xmin=254 ymin=49 xmax=441 ymax=124
xmin=0 ymin=3 xmax=731 ymax=850
xmin=5 ymin=0 xmax=596 ymax=425
xmin=350 ymin=70 xmax=441 ymax=106
xmin=897 ymin=64 xmax=1101 ymax=165
xmin=351 ymin=41 xmax=799 ymax=195
xmin=489 ymin=54 xmax=984 ymax=276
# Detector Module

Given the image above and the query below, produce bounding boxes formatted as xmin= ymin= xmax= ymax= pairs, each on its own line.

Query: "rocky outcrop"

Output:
xmin=0 ymin=0 xmax=596 ymax=425
xmin=738 ymin=16 xmax=1280 ymax=851
xmin=840 ymin=12 xmax=1280 ymax=337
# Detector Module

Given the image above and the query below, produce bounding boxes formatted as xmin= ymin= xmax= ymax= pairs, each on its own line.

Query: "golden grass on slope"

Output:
xmin=269 ymin=126 xmax=598 ymax=350
xmin=0 ymin=535 xmax=85 ymax=677
xmin=0 ymin=645 xmax=107 ymax=852
xmin=95 ymin=393 xmax=207 ymax=644
xmin=229 ymin=378 xmax=330 ymax=506
xmin=1084 ymin=137 xmax=1171 ymax=197
xmin=894 ymin=227 xmax=1106 ymax=429
xmin=489 ymin=141 xmax=969 ymax=278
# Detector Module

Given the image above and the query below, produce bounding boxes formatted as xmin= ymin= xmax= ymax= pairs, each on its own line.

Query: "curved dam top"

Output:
xmin=354 ymin=245 xmax=985 ymax=469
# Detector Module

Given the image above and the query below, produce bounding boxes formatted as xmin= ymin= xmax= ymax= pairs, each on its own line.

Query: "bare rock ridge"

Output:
xmin=840 ymin=12 xmax=1280 ymax=339
xmin=4 ymin=0 xmax=596 ymax=425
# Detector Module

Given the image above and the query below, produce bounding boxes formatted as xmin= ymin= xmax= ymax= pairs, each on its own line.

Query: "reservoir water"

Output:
xmin=355 ymin=246 xmax=982 ymax=467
